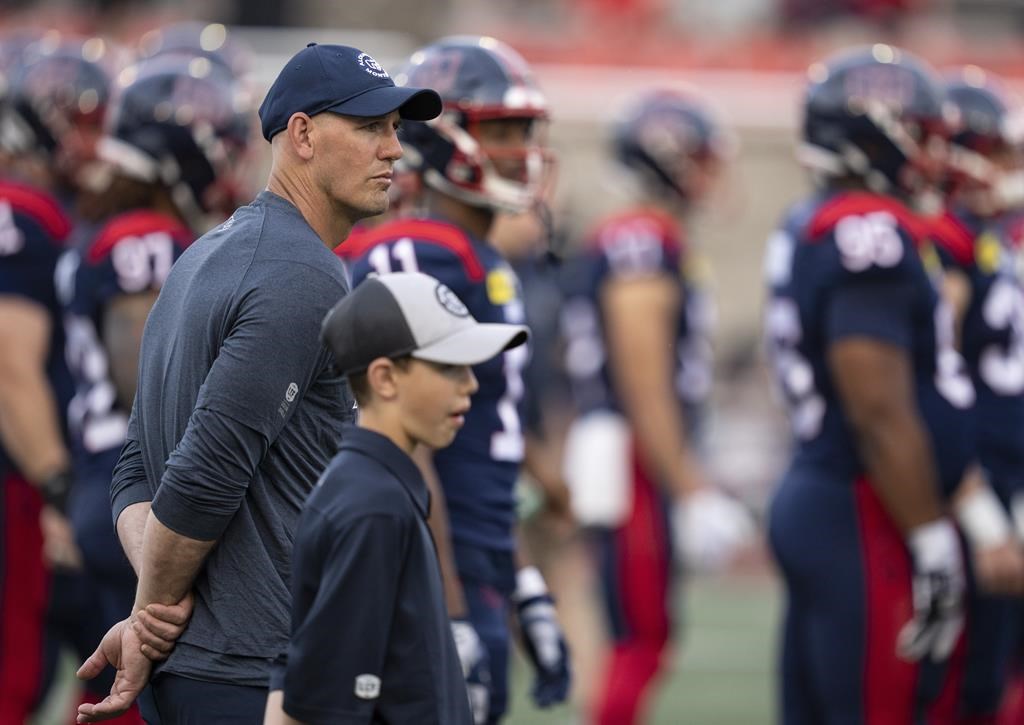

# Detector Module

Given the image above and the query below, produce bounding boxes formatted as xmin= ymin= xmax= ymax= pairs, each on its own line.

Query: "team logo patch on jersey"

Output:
xmin=358 ymin=53 xmax=389 ymax=79
xmin=976 ymin=234 xmax=1001 ymax=274
xmin=354 ymin=673 xmax=381 ymax=700
xmin=435 ymin=282 xmax=469 ymax=317
xmin=919 ymin=242 xmax=942 ymax=278
xmin=285 ymin=382 xmax=299 ymax=402
xmin=486 ymin=268 xmax=516 ymax=305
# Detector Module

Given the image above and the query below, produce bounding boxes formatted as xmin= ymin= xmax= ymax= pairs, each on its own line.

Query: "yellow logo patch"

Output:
xmin=919 ymin=242 xmax=942 ymax=276
xmin=975 ymin=234 xmax=1001 ymax=274
xmin=486 ymin=268 xmax=516 ymax=305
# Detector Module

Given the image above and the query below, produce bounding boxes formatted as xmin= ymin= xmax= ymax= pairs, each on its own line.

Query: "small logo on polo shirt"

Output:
xmin=278 ymin=382 xmax=299 ymax=419
xmin=354 ymin=673 xmax=381 ymax=700
xmin=358 ymin=53 xmax=389 ymax=79
xmin=435 ymin=282 xmax=469 ymax=317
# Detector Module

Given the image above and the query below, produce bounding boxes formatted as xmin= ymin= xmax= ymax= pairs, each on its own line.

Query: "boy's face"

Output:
xmin=396 ymin=359 xmax=478 ymax=449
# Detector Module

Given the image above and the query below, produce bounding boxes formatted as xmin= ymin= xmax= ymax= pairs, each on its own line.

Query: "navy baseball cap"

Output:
xmin=258 ymin=43 xmax=442 ymax=141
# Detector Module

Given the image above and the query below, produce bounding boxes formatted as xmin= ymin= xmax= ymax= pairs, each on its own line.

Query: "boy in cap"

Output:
xmin=265 ymin=271 xmax=528 ymax=725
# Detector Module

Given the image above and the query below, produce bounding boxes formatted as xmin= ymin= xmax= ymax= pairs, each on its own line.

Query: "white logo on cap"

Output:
xmin=354 ymin=673 xmax=381 ymax=699
xmin=435 ymin=283 xmax=469 ymax=318
xmin=358 ymin=53 xmax=389 ymax=79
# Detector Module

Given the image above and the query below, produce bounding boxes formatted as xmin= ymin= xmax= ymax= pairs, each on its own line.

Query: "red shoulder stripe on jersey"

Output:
xmin=807 ymin=192 xmax=927 ymax=246
xmin=0 ymin=180 xmax=71 ymax=242
xmin=334 ymin=224 xmax=373 ymax=260
xmin=88 ymin=211 xmax=194 ymax=263
xmin=926 ymin=211 xmax=975 ymax=267
xmin=1004 ymin=215 xmax=1024 ymax=251
xmin=588 ymin=206 xmax=686 ymax=255
xmin=338 ymin=218 xmax=486 ymax=281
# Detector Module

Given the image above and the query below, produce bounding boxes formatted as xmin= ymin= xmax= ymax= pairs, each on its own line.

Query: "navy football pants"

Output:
xmin=769 ymin=465 xmax=963 ymax=724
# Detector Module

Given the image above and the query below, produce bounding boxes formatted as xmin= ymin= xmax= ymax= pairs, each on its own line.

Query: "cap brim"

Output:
xmin=327 ymin=85 xmax=442 ymax=121
xmin=411 ymin=324 xmax=529 ymax=367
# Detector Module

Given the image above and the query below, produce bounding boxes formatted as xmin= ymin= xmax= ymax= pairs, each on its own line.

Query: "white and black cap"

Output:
xmin=322 ymin=271 xmax=529 ymax=376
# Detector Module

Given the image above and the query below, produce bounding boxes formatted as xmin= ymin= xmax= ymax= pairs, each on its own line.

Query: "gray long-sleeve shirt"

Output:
xmin=111 ymin=190 xmax=355 ymax=686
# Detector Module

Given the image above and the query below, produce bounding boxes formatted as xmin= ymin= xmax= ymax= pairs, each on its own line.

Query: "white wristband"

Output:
xmin=515 ymin=566 xmax=548 ymax=601
xmin=956 ymin=485 xmax=1012 ymax=550
xmin=906 ymin=518 xmax=960 ymax=569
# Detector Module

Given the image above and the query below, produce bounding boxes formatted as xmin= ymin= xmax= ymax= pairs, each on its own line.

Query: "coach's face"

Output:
xmin=313 ymin=110 xmax=403 ymax=220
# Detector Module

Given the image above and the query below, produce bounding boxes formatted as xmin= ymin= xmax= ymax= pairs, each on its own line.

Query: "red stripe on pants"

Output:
xmin=593 ymin=449 xmax=671 ymax=725
xmin=855 ymin=479 xmax=919 ymax=725
xmin=0 ymin=473 xmax=49 ymax=724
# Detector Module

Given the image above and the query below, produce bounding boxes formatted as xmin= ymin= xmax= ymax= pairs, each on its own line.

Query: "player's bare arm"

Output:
xmin=829 ymin=337 xmax=944 ymax=531
xmin=103 ymin=291 xmax=159 ymax=410
xmin=952 ymin=465 xmax=1024 ymax=595
xmin=601 ymin=274 xmax=704 ymax=498
xmin=0 ymin=296 xmax=71 ymax=483
xmin=413 ymin=445 xmax=468 ymax=616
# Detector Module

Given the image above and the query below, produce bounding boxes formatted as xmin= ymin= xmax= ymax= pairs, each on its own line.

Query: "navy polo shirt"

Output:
xmin=275 ymin=425 xmax=471 ymax=725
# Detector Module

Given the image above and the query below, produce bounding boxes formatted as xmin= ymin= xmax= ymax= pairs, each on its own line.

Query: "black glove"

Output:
xmin=39 ymin=468 xmax=73 ymax=515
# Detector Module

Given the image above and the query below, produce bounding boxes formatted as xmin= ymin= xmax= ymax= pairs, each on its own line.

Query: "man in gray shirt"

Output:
xmin=75 ymin=44 xmax=441 ymax=723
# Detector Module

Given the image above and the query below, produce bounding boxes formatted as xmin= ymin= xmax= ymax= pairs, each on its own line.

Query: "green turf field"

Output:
xmin=37 ymin=573 xmax=781 ymax=725
xmin=506 ymin=573 xmax=781 ymax=725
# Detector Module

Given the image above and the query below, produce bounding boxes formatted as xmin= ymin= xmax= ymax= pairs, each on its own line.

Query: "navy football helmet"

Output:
xmin=394 ymin=35 xmax=550 ymax=213
xmin=99 ymin=53 xmax=253 ymax=224
xmin=612 ymin=88 xmax=734 ymax=206
xmin=942 ymin=66 xmax=1024 ymax=212
xmin=800 ymin=44 xmax=951 ymax=197
xmin=0 ymin=34 xmax=112 ymax=160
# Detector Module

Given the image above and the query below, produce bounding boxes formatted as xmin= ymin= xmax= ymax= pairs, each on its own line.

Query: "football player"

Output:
xmin=559 ymin=88 xmax=754 ymax=724
xmin=0 ymin=32 xmax=109 ymax=722
xmin=927 ymin=66 xmax=1024 ymax=723
xmin=342 ymin=36 xmax=571 ymax=724
xmin=764 ymin=44 xmax=1004 ymax=723
xmin=131 ymin=20 xmax=258 ymax=220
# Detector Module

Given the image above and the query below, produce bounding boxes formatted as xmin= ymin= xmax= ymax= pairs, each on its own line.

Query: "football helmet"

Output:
xmin=99 ymin=53 xmax=253 ymax=224
xmin=943 ymin=66 xmax=1024 ymax=212
xmin=799 ymin=44 xmax=952 ymax=197
xmin=612 ymin=88 xmax=734 ymax=206
xmin=0 ymin=34 xmax=112 ymax=160
xmin=394 ymin=35 xmax=550 ymax=213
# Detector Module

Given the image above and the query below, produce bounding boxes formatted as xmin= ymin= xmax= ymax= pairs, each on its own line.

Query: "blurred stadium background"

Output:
xmin=9 ymin=0 xmax=1024 ymax=721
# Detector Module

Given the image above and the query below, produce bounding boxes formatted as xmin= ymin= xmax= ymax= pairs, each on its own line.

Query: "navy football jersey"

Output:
xmin=57 ymin=210 xmax=194 ymax=477
xmin=560 ymin=207 xmax=713 ymax=426
xmin=764 ymin=190 xmax=975 ymax=494
xmin=929 ymin=208 xmax=1024 ymax=498
xmin=0 ymin=179 xmax=74 ymax=474
xmin=344 ymin=218 xmax=528 ymax=553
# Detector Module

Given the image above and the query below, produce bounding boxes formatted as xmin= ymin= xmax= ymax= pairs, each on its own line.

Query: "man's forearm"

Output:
xmin=116 ymin=502 xmax=151 ymax=575
xmin=133 ymin=511 xmax=215 ymax=612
